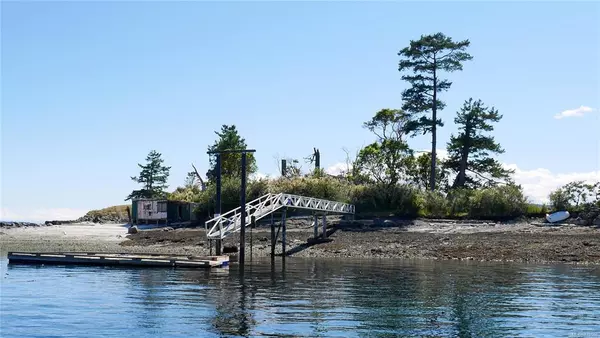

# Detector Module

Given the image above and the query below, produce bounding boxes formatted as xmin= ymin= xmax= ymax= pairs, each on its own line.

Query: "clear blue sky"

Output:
xmin=2 ymin=1 xmax=599 ymax=221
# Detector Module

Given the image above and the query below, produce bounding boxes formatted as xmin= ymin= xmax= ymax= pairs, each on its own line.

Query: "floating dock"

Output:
xmin=7 ymin=252 xmax=229 ymax=269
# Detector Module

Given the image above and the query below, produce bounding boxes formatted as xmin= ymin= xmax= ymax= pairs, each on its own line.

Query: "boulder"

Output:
xmin=128 ymin=226 xmax=139 ymax=234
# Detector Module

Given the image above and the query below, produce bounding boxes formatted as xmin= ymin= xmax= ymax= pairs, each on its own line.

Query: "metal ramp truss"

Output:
xmin=206 ymin=193 xmax=355 ymax=240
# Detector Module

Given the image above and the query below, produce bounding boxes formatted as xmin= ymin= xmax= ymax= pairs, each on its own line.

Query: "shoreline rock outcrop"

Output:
xmin=0 ymin=221 xmax=45 ymax=228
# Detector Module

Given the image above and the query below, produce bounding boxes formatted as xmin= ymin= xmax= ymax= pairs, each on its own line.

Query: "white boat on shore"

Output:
xmin=546 ymin=211 xmax=570 ymax=223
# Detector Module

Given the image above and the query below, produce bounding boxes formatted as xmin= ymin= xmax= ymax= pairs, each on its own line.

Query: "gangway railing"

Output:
xmin=205 ymin=193 xmax=355 ymax=240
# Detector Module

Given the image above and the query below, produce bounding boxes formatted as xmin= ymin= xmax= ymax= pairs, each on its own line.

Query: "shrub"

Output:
xmin=418 ymin=190 xmax=449 ymax=218
xmin=548 ymin=187 xmax=572 ymax=211
xmin=468 ymin=184 xmax=527 ymax=219
xmin=268 ymin=176 xmax=352 ymax=203
xmin=193 ymin=176 xmax=270 ymax=218
xmin=350 ymin=183 xmax=420 ymax=217
xmin=446 ymin=188 xmax=473 ymax=217
xmin=168 ymin=185 xmax=203 ymax=203
xmin=525 ymin=203 xmax=548 ymax=216
xmin=172 ymin=175 xmax=537 ymax=222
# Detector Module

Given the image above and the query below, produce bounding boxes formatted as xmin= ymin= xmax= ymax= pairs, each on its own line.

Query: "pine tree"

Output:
xmin=398 ymin=32 xmax=473 ymax=191
xmin=126 ymin=150 xmax=171 ymax=200
xmin=206 ymin=125 xmax=257 ymax=181
xmin=445 ymin=98 xmax=513 ymax=188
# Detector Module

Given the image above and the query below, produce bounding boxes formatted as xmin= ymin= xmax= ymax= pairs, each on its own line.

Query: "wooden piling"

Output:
xmin=270 ymin=212 xmax=275 ymax=257
xmin=313 ymin=213 xmax=318 ymax=239
xmin=282 ymin=208 xmax=287 ymax=256
xmin=239 ymin=152 xmax=247 ymax=267
xmin=250 ymin=215 xmax=255 ymax=262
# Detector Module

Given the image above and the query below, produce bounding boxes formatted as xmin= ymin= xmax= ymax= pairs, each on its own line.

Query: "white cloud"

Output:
xmin=325 ymin=162 xmax=352 ymax=176
xmin=0 ymin=207 xmax=88 ymax=222
xmin=504 ymin=164 xmax=599 ymax=203
xmin=554 ymin=106 xmax=595 ymax=119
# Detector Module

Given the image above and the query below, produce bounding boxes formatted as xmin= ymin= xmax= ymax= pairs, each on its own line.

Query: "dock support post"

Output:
xmin=322 ymin=214 xmax=327 ymax=239
xmin=313 ymin=213 xmax=318 ymax=239
xmin=282 ymin=208 xmax=287 ymax=256
xmin=250 ymin=216 xmax=255 ymax=262
xmin=270 ymin=212 xmax=275 ymax=257
xmin=215 ymin=153 xmax=222 ymax=256
xmin=239 ymin=152 xmax=247 ymax=267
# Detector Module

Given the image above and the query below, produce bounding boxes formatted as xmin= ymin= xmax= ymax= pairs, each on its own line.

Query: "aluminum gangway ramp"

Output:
xmin=205 ymin=193 xmax=355 ymax=240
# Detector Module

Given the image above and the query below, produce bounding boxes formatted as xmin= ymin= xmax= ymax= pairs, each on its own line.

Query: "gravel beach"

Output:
xmin=3 ymin=218 xmax=599 ymax=264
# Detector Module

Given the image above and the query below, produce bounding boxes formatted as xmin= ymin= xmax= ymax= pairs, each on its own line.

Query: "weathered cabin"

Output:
xmin=131 ymin=198 xmax=200 ymax=225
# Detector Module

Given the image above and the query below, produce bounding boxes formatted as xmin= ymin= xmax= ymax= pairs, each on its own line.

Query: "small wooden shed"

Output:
xmin=131 ymin=198 xmax=200 ymax=225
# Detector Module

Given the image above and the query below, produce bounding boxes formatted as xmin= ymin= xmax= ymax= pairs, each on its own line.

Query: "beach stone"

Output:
xmin=128 ymin=226 xmax=139 ymax=234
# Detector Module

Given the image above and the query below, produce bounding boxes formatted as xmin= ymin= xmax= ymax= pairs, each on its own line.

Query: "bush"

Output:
xmin=418 ymin=191 xmax=449 ymax=218
xmin=468 ymin=184 xmax=527 ymax=219
xmin=190 ymin=176 xmax=270 ymax=218
xmin=525 ymin=203 xmax=548 ymax=216
xmin=268 ymin=176 xmax=352 ymax=203
xmin=548 ymin=188 xmax=572 ymax=211
xmin=350 ymin=183 xmax=420 ymax=217
xmin=168 ymin=185 xmax=203 ymax=203
xmin=168 ymin=175 xmax=539 ymax=221
xmin=446 ymin=188 xmax=473 ymax=217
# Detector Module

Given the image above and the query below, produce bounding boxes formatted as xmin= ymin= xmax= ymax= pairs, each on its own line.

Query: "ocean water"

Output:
xmin=1 ymin=256 xmax=599 ymax=337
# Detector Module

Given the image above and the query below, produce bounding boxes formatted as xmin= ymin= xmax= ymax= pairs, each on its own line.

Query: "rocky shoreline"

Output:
xmin=121 ymin=217 xmax=600 ymax=264
xmin=0 ymin=213 xmax=129 ymax=229
xmin=2 ymin=217 xmax=599 ymax=264
xmin=0 ymin=221 xmax=48 ymax=228
xmin=0 ymin=220 xmax=96 ymax=228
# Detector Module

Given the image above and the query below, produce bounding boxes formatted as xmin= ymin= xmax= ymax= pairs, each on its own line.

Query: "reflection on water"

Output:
xmin=1 ymin=256 xmax=600 ymax=337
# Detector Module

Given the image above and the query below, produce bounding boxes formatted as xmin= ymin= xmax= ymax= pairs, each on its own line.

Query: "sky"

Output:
xmin=1 ymin=1 xmax=599 ymax=222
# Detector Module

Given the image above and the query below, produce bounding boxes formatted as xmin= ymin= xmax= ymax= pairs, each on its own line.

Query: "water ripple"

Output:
xmin=2 ymin=257 xmax=600 ymax=337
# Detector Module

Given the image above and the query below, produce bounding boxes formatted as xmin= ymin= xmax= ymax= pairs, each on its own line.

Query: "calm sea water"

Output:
xmin=1 ymin=255 xmax=599 ymax=337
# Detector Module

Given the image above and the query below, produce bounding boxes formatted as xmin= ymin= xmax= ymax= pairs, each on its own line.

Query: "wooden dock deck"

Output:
xmin=7 ymin=252 xmax=229 ymax=269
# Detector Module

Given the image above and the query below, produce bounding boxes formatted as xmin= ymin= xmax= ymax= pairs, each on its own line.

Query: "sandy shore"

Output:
xmin=3 ymin=218 xmax=599 ymax=264
xmin=0 ymin=223 xmax=129 ymax=254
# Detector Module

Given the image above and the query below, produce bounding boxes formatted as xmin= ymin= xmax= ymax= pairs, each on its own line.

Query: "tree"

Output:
xmin=184 ymin=171 xmax=198 ymax=188
xmin=398 ymin=32 xmax=473 ymax=191
xmin=353 ymin=109 xmax=412 ymax=186
xmin=445 ymin=98 xmax=513 ymax=189
xmin=126 ymin=150 xmax=171 ymax=200
xmin=406 ymin=152 xmax=449 ymax=191
xmin=549 ymin=181 xmax=600 ymax=211
xmin=206 ymin=125 xmax=257 ymax=181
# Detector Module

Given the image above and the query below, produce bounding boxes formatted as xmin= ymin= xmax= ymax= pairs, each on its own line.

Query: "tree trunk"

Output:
xmin=430 ymin=60 xmax=437 ymax=191
xmin=453 ymin=149 xmax=469 ymax=188
xmin=453 ymin=126 xmax=471 ymax=189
